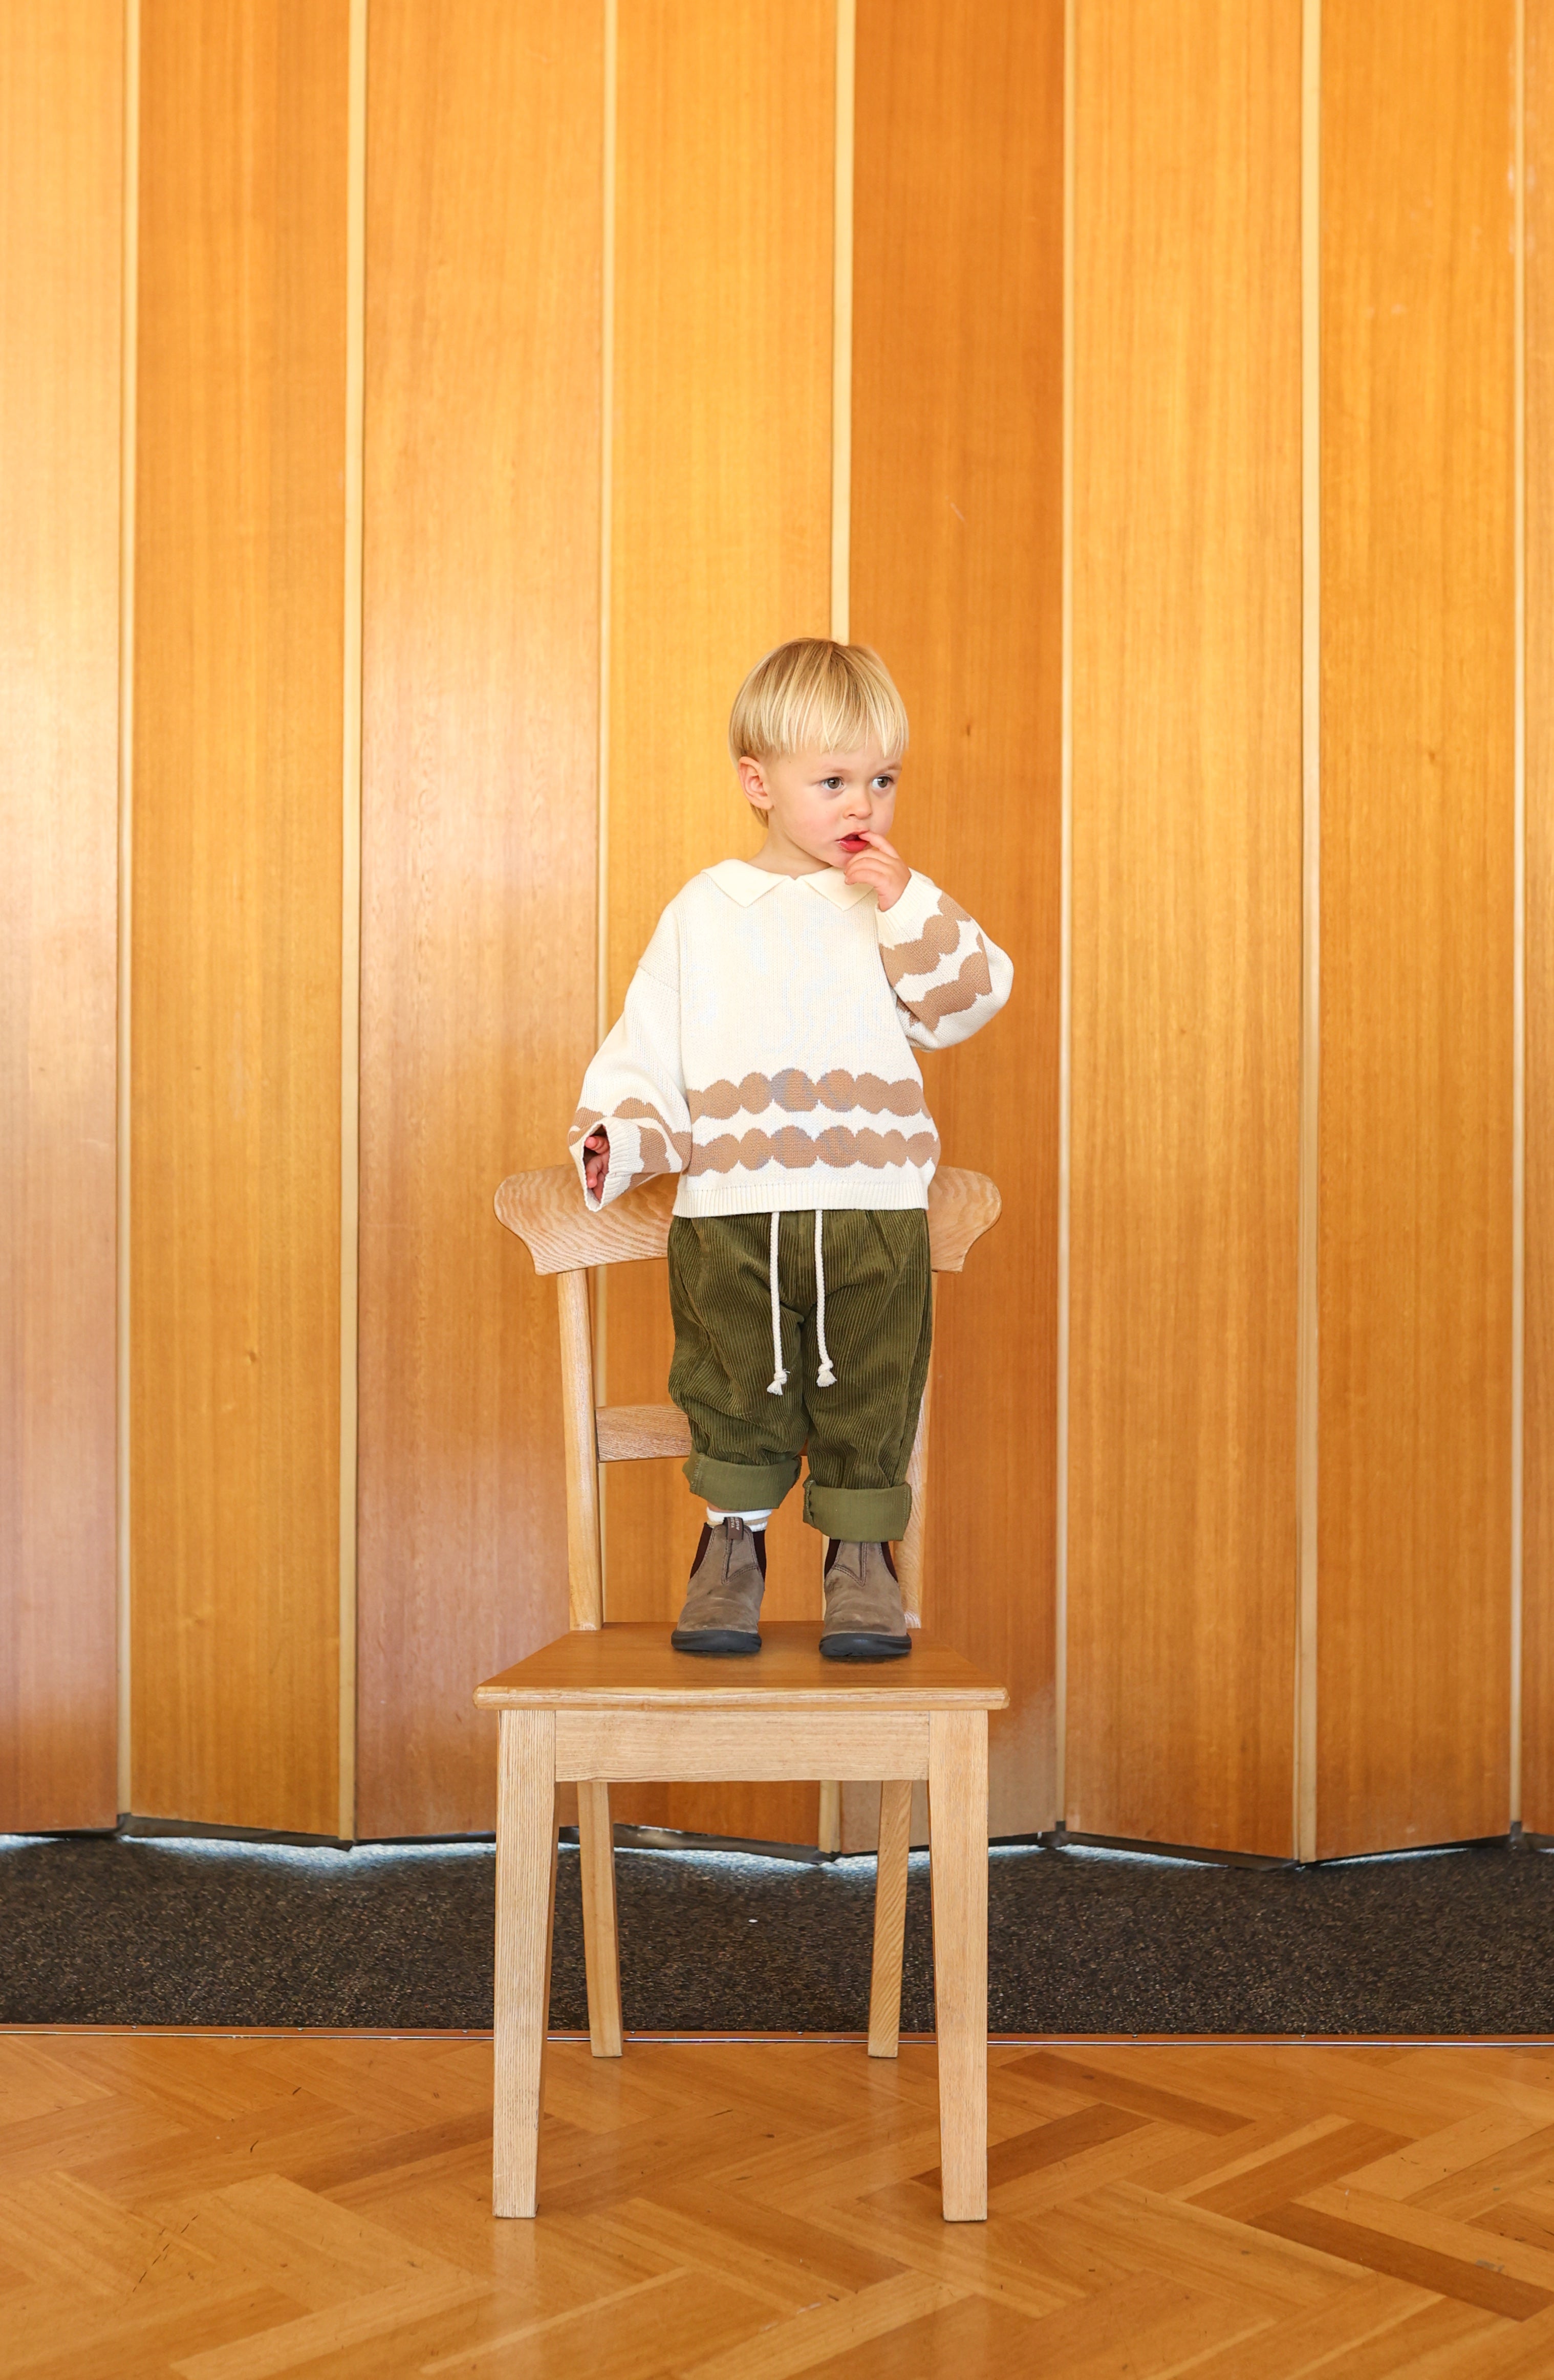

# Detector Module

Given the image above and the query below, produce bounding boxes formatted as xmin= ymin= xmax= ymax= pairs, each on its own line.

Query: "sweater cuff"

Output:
xmin=874 ymin=869 xmax=941 ymax=947
xmin=571 ymin=1116 xmax=646 ymax=1212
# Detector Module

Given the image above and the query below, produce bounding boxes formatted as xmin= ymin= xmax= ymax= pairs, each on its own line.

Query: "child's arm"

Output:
xmin=872 ymin=863 xmax=1013 ymax=1051
xmin=567 ymin=923 xmax=692 ymax=1211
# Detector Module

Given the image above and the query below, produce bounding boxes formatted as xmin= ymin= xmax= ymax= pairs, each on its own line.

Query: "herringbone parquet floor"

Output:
xmin=9 ymin=2032 xmax=1554 ymax=2376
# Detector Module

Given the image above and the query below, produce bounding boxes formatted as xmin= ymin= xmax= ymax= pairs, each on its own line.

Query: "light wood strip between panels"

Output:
xmin=117 ymin=0 xmax=139 ymax=1820
xmin=1295 ymin=0 xmax=1322 ymax=1865
xmin=1055 ymin=0 xmax=1076 ymax=1829
xmin=831 ymin=0 xmax=854 ymax=645
xmin=1513 ymin=0 xmax=1528 ymax=1829
xmin=553 ymin=1711 xmax=930 ymax=1782
xmin=593 ymin=0 xmax=617 ymax=1516
xmin=1523 ymin=0 xmax=1554 ymax=1835
xmin=338 ymin=0 xmax=367 ymax=1844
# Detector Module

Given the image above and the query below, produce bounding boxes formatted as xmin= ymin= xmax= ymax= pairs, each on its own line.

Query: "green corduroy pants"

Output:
xmin=666 ymin=1208 xmax=933 ymax=1540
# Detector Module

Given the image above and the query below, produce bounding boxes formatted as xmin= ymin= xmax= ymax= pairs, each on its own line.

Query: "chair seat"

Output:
xmin=476 ymin=1620 xmax=1008 ymax=1713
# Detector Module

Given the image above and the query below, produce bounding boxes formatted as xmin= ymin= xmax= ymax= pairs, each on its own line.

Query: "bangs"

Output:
xmin=729 ymin=639 xmax=909 ymax=766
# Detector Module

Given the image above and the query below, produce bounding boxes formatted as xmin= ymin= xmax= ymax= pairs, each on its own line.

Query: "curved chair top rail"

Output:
xmin=495 ymin=1163 xmax=1001 ymax=1277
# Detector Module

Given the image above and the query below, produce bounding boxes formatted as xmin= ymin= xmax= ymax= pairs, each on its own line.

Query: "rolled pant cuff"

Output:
xmin=683 ymin=1452 xmax=801 ymax=1510
xmin=803 ymin=1480 xmax=913 ymax=1541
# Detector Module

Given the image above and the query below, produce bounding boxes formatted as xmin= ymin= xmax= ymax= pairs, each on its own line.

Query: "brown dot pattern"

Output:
xmin=688 ymin=1125 xmax=940 ymax=1175
xmin=879 ymin=890 xmax=972 ymax=985
xmin=687 ymin=1069 xmax=925 ymax=1123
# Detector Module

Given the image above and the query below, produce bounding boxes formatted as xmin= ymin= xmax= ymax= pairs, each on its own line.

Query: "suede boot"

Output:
xmin=820 ymin=1539 xmax=911 ymax=1661
xmin=671 ymin=1517 xmax=767 ymax=1655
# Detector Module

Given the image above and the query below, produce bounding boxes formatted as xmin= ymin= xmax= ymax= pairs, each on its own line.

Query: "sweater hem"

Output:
xmin=673 ymin=1170 xmax=932 ymax=1218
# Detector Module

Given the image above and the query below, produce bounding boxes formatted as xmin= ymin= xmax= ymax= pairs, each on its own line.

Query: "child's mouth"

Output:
xmin=839 ymin=834 xmax=869 ymax=853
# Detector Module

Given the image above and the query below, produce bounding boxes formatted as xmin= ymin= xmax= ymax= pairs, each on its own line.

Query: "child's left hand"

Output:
xmin=841 ymin=830 xmax=911 ymax=911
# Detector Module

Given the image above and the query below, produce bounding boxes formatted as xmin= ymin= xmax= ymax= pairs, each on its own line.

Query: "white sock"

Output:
xmin=706 ymin=1505 xmax=773 ymax=1531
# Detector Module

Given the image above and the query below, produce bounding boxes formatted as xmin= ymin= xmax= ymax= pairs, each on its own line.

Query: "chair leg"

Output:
xmin=493 ymin=1709 xmax=557 ymax=2218
xmin=868 ymin=1780 xmax=913 ymax=2058
xmin=577 ymin=1779 xmax=623 ymax=2058
xmin=927 ymin=1711 xmax=988 ymax=2222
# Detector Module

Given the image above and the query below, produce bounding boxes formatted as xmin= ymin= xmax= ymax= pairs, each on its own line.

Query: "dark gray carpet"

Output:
xmin=3 ymin=1832 xmax=1553 ymax=2034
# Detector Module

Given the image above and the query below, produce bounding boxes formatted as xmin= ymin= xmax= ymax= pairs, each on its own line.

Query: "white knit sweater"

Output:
xmin=570 ymin=858 xmax=1013 ymax=1217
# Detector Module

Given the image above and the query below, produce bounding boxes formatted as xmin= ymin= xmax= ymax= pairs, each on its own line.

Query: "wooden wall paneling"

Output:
xmin=604 ymin=0 xmax=835 ymax=1843
xmin=131 ymin=0 xmax=349 ymax=1832
xmin=1317 ymin=0 xmax=1515 ymax=1858
xmin=356 ymin=0 xmax=603 ymax=1838
xmin=1519 ymin=0 xmax=1554 ymax=1834
xmin=0 ymin=0 xmax=122 ymax=1831
xmin=844 ymin=0 xmax=1065 ymax=1845
xmin=1067 ymin=0 xmax=1303 ymax=1855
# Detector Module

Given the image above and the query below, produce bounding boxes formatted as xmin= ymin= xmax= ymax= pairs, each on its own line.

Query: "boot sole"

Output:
xmin=671 ymin=1628 xmax=762 ymax=1656
xmin=819 ymin=1633 xmax=911 ymax=1662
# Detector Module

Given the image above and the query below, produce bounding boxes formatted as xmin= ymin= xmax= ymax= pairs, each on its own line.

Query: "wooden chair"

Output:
xmin=477 ymin=1164 xmax=1007 ymax=2221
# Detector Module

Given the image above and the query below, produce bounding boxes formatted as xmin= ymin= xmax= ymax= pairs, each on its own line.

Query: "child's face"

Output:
xmin=737 ymin=742 xmax=900 ymax=872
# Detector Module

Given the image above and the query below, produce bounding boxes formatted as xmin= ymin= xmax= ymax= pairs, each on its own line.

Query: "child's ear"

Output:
xmin=737 ymin=755 xmax=771 ymax=814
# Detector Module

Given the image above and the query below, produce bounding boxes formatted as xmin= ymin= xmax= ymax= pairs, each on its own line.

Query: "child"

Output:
xmin=570 ymin=639 xmax=1012 ymax=1659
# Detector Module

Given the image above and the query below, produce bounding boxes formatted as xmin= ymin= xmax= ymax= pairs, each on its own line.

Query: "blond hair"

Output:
xmin=728 ymin=638 xmax=909 ymax=767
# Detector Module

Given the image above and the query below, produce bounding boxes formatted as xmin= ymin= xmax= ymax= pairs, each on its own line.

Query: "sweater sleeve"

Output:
xmin=567 ymin=910 xmax=692 ymax=1210
xmin=874 ymin=870 xmax=1014 ymax=1051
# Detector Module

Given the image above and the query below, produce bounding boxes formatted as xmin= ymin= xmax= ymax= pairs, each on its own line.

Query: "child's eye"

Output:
xmin=822 ymin=776 xmax=844 ymax=791
xmin=873 ymin=776 xmax=895 ymax=792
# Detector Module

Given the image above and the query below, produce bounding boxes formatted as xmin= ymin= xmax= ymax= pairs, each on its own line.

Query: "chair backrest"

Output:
xmin=494 ymin=1162 xmax=1001 ymax=1630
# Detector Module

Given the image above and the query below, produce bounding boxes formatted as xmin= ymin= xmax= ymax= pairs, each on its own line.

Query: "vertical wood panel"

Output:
xmin=132 ymin=0 xmax=348 ymax=1832
xmin=604 ymin=0 xmax=833 ymax=1843
xmin=848 ymin=0 xmax=1065 ymax=1841
xmin=1068 ymin=0 xmax=1303 ymax=1855
xmin=0 ymin=0 xmax=121 ymax=1831
xmin=356 ymin=0 xmax=602 ymax=1838
xmin=1519 ymin=0 xmax=1554 ymax=1833
xmin=1318 ymin=0 xmax=1515 ymax=1858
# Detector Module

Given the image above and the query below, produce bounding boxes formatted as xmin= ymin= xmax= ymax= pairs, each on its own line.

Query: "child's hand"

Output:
xmin=841 ymin=830 xmax=911 ymax=911
xmin=583 ymin=1128 xmax=610 ymax=1198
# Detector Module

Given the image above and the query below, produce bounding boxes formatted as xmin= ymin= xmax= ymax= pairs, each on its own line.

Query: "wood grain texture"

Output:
xmin=492 ymin=1708 xmax=556 ymax=2218
xmin=849 ymin=0 xmax=1065 ymax=1842
xmin=0 ymin=0 xmax=121 ymax=1831
xmin=1067 ymin=0 xmax=1303 ymax=1855
xmin=603 ymin=0 xmax=835 ymax=1843
xmin=356 ymin=0 xmax=602 ymax=1835
xmin=1318 ymin=0 xmax=1515 ymax=1855
xmin=24 ymin=2034 xmax=1554 ymax=2373
xmin=497 ymin=1162 xmax=996 ymax=1277
xmin=594 ymin=1405 xmax=694 ymax=1462
xmin=556 ymin=1272 xmax=603 ymax=1630
xmin=868 ymin=1778 xmax=913 ymax=2057
xmin=929 ymin=1709 xmax=989 ymax=2219
xmin=477 ymin=1620 xmax=1007 ymax=1709
xmin=131 ymin=0 xmax=348 ymax=1832
xmin=552 ymin=1710 xmax=931 ymax=1781
xmin=575 ymin=1779 xmax=622 ymax=2058
xmin=1524 ymin=0 xmax=1554 ymax=1836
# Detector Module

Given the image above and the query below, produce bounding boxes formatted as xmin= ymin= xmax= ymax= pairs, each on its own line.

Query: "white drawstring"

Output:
xmin=765 ymin=1211 xmax=838 ymax=1393
xmin=766 ymin=1211 xmax=787 ymax=1395
xmin=813 ymin=1209 xmax=835 ymax=1386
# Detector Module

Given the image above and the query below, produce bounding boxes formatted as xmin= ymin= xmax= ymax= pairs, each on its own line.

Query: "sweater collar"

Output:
xmin=704 ymin=857 xmax=873 ymax=911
